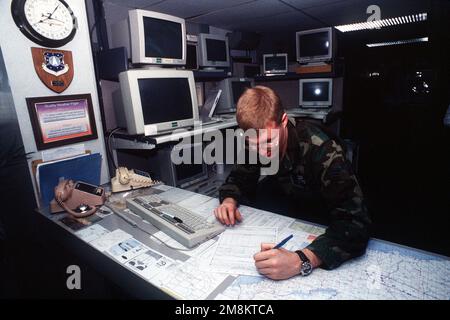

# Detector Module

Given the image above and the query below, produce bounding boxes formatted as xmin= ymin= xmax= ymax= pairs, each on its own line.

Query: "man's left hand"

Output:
xmin=253 ymin=243 xmax=301 ymax=280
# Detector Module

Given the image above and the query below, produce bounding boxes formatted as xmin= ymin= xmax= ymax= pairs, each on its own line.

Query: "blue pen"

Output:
xmin=273 ymin=234 xmax=293 ymax=249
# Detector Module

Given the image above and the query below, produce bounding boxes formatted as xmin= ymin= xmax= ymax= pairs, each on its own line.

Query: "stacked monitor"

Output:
xmin=215 ymin=78 xmax=254 ymax=114
xmin=263 ymin=53 xmax=288 ymax=75
xmin=111 ymin=9 xmax=186 ymax=65
xmin=197 ymin=33 xmax=230 ymax=69
xmin=296 ymin=27 xmax=333 ymax=64
xmin=148 ymin=143 xmax=208 ymax=188
xmin=117 ymin=69 xmax=199 ymax=135
xmin=299 ymin=78 xmax=333 ymax=108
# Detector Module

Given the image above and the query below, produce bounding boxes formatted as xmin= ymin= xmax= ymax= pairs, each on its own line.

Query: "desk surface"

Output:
xmin=38 ymin=185 xmax=450 ymax=300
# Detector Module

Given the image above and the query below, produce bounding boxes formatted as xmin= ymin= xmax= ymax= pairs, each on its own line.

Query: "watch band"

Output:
xmin=295 ymin=250 xmax=310 ymax=263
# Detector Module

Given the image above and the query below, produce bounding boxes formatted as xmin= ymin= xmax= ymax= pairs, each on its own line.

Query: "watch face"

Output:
xmin=300 ymin=261 xmax=313 ymax=276
xmin=25 ymin=0 xmax=74 ymax=40
xmin=12 ymin=0 xmax=77 ymax=47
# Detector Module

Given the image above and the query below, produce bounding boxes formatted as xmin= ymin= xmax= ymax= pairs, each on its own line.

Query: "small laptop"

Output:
xmin=200 ymin=89 xmax=223 ymax=125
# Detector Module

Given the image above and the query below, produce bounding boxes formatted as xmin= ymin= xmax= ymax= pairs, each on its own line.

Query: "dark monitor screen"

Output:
xmin=143 ymin=17 xmax=183 ymax=59
xmin=175 ymin=163 xmax=204 ymax=182
xmin=298 ymin=31 xmax=330 ymax=57
xmin=186 ymin=43 xmax=198 ymax=69
xmin=138 ymin=78 xmax=193 ymax=124
xmin=174 ymin=144 xmax=205 ymax=183
xmin=265 ymin=56 xmax=287 ymax=72
xmin=302 ymin=81 xmax=330 ymax=102
xmin=206 ymin=38 xmax=227 ymax=62
xmin=244 ymin=65 xmax=260 ymax=78
xmin=232 ymin=81 xmax=252 ymax=104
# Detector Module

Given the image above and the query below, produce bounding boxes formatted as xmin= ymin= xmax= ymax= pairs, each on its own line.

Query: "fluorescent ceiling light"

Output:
xmin=366 ymin=37 xmax=429 ymax=47
xmin=335 ymin=12 xmax=427 ymax=32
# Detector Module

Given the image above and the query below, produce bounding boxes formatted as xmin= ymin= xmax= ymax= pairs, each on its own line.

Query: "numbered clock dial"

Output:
xmin=12 ymin=0 xmax=77 ymax=48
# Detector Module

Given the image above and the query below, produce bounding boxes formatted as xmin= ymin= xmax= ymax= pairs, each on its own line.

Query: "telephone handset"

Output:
xmin=111 ymin=167 xmax=157 ymax=193
xmin=50 ymin=180 xmax=106 ymax=218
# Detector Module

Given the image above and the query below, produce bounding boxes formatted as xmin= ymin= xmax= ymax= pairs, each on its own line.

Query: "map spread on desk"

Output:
xmin=75 ymin=186 xmax=450 ymax=300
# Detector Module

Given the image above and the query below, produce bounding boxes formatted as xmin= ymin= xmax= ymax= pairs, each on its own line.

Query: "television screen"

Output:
xmin=265 ymin=56 xmax=287 ymax=72
xmin=206 ymin=38 xmax=227 ymax=62
xmin=143 ymin=16 xmax=183 ymax=59
xmin=298 ymin=31 xmax=330 ymax=58
xmin=302 ymin=81 xmax=330 ymax=102
xmin=138 ymin=78 xmax=193 ymax=124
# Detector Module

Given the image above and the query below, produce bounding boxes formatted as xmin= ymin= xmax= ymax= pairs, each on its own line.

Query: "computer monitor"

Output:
xmin=149 ymin=143 xmax=208 ymax=187
xmin=296 ymin=27 xmax=333 ymax=63
xmin=299 ymin=78 xmax=333 ymax=108
xmin=186 ymin=43 xmax=198 ymax=70
xmin=111 ymin=9 xmax=186 ymax=65
xmin=215 ymin=78 xmax=254 ymax=114
xmin=117 ymin=69 xmax=199 ymax=135
xmin=263 ymin=53 xmax=288 ymax=75
xmin=198 ymin=33 xmax=230 ymax=69
xmin=116 ymin=143 xmax=208 ymax=188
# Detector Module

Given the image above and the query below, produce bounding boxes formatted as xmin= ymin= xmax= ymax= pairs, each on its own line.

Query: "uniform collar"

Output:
xmin=286 ymin=120 xmax=301 ymax=164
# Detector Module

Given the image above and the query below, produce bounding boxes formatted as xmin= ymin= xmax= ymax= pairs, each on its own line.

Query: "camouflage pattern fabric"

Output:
xmin=219 ymin=119 xmax=371 ymax=270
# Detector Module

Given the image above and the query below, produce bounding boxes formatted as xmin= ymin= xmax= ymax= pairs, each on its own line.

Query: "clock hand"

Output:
xmin=48 ymin=4 xmax=60 ymax=19
xmin=42 ymin=14 xmax=64 ymax=23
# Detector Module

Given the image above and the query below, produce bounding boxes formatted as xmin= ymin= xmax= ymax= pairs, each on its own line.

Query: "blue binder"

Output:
xmin=38 ymin=153 xmax=102 ymax=205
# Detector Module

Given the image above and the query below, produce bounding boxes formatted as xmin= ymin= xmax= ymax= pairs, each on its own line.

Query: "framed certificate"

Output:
xmin=26 ymin=94 xmax=98 ymax=150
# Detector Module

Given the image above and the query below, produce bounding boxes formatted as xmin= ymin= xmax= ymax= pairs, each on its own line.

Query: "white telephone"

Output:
xmin=111 ymin=167 xmax=157 ymax=193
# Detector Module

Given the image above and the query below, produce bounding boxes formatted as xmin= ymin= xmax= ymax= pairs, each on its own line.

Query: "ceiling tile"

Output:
xmin=144 ymin=0 xmax=257 ymax=19
xmin=103 ymin=0 xmax=164 ymax=9
xmin=189 ymin=0 xmax=294 ymax=27
xmin=231 ymin=10 xmax=322 ymax=33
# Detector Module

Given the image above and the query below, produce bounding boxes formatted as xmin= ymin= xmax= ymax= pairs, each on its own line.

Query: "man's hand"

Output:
xmin=253 ymin=243 xmax=302 ymax=280
xmin=214 ymin=197 xmax=242 ymax=226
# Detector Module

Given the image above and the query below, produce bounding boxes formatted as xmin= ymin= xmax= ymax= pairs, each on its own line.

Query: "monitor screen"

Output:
xmin=186 ymin=43 xmax=198 ymax=69
xmin=206 ymin=38 xmax=227 ymax=62
xmin=232 ymin=81 xmax=252 ymax=104
xmin=298 ymin=31 xmax=330 ymax=58
xmin=265 ymin=56 xmax=287 ymax=72
xmin=175 ymin=163 xmax=204 ymax=182
xmin=143 ymin=16 xmax=183 ymax=59
xmin=138 ymin=78 xmax=193 ymax=125
xmin=302 ymin=81 xmax=330 ymax=102
xmin=244 ymin=65 xmax=260 ymax=78
xmin=174 ymin=144 xmax=205 ymax=184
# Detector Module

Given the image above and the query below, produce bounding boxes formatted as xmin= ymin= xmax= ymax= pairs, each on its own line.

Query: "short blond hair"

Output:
xmin=236 ymin=86 xmax=284 ymax=130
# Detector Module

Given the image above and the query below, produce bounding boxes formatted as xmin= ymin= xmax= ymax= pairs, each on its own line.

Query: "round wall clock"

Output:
xmin=11 ymin=0 xmax=77 ymax=48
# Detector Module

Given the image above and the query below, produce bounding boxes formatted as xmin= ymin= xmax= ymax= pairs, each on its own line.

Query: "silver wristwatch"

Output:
xmin=296 ymin=250 xmax=313 ymax=276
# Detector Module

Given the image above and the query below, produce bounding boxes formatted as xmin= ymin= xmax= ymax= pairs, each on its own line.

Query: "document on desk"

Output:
xmin=75 ymin=224 xmax=110 ymax=243
xmin=157 ymin=258 xmax=228 ymax=300
xmin=151 ymin=230 xmax=218 ymax=257
xmin=90 ymin=229 xmax=132 ymax=252
xmin=238 ymin=205 xmax=295 ymax=230
xmin=125 ymin=248 xmax=176 ymax=282
xmin=201 ymin=226 xmax=278 ymax=276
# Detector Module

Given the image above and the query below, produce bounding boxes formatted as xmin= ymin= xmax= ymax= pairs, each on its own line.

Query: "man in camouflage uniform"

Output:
xmin=214 ymin=86 xmax=371 ymax=280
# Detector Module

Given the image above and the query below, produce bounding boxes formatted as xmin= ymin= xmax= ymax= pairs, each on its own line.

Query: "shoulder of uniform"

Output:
xmin=295 ymin=120 xmax=330 ymax=147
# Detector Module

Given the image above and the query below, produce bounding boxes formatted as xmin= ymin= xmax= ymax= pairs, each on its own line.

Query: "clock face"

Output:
xmin=11 ymin=0 xmax=77 ymax=47
xmin=25 ymin=0 xmax=74 ymax=41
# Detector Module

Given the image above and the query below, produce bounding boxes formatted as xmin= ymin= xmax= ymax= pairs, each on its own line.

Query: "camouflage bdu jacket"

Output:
xmin=219 ymin=119 xmax=371 ymax=270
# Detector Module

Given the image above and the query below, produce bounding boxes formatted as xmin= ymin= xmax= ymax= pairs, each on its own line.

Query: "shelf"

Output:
xmin=111 ymin=119 xmax=238 ymax=149
xmin=254 ymin=72 xmax=335 ymax=82
xmin=193 ymin=69 xmax=231 ymax=81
